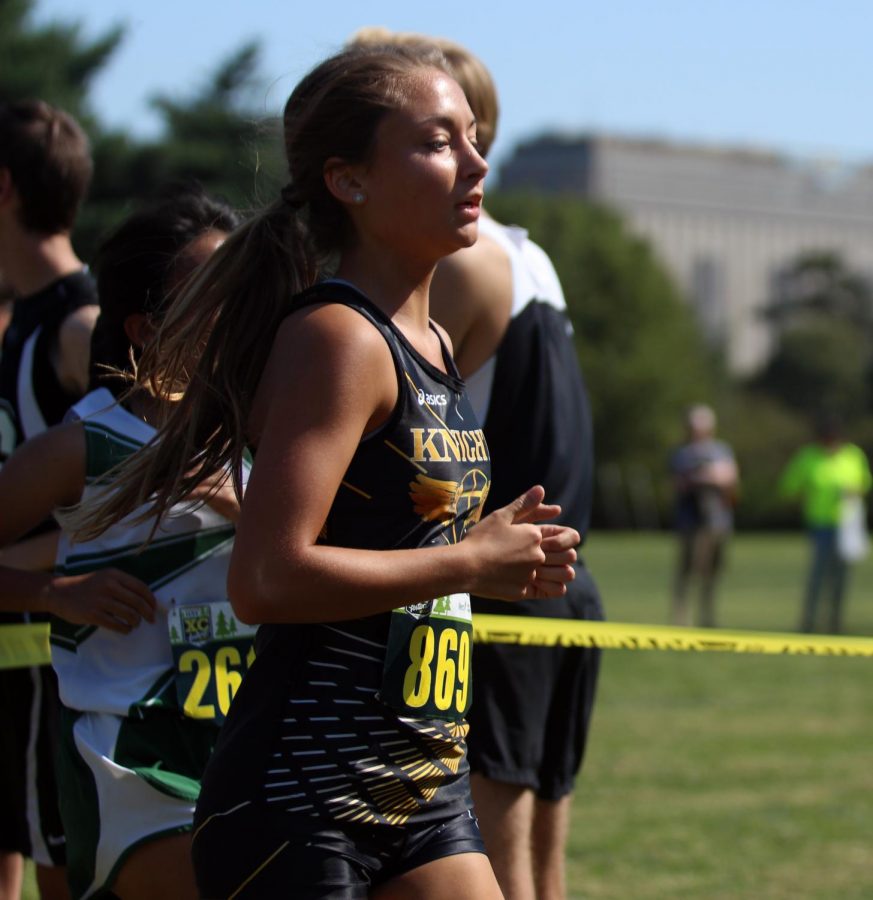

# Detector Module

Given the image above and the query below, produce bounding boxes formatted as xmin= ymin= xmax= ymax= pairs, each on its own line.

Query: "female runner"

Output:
xmin=0 ymin=187 xmax=241 ymax=900
xmin=71 ymin=46 xmax=579 ymax=898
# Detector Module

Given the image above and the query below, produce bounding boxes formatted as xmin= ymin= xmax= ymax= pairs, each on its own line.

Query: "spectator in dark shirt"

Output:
xmin=669 ymin=404 xmax=739 ymax=628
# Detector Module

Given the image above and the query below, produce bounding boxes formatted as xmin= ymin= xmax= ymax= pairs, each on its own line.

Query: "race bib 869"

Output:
xmin=381 ymin=593 xmax=473 ymax=721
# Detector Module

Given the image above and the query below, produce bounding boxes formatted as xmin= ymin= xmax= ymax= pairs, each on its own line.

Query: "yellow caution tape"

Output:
xmin=474 ymin=614 xmax=873 ymax=657
xmin=0 ymin=623 xmax=52 ymax=670
xmin=5 ymin=616 xmax=873 ymax=671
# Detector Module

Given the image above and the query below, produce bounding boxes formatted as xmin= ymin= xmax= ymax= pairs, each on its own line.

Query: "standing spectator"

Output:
xmin=0 ymin=99 xmax=98 ymax=900
xmin=669 ymin=404 xmax=739 ymax=628
xmin=347 ymin=29 xmax=604 ymax=900
xmin=779 ymin=414 xmax=872 ymax=633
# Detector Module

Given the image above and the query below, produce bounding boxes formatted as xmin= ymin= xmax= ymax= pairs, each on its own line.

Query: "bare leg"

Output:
xmin=470 ymin=774 xmax=536 ymax=900
xmin=373 ymin=851 xmax=503 ymax=900
xmin=0 ymin=851 xmax=23 ymax=900
xmin=110 ymin=834 xmax=197 ymax=900
xmin=34 ymin=864 xmax=69 ymax=900
xmin=531 ymin=795 xmax=572 ymax=900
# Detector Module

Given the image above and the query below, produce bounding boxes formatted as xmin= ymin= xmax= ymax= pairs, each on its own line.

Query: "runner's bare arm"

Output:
xmin=0 ymin=423 xmax=155 ymax=629
xmin=0 ymin=530 xmax=59 ymax=572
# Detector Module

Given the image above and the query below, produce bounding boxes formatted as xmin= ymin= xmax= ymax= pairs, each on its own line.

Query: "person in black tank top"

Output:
xmin=0 ymin=101 xmax=97 ymax=460
xmin=0 ymin=99 xmax=97 ymax=900
xmin=71 ymin=47 xmax=579 ymax=899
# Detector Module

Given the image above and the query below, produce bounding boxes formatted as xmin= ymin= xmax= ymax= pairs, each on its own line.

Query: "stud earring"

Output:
xmin=353 ymin=192 xmax=366 ymax=205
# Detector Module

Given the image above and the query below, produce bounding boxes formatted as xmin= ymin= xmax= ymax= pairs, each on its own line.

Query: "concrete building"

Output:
xmin=498 ymin=134 xmax=873 ymax=373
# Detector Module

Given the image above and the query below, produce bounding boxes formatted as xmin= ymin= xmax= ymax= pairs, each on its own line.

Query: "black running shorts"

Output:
xmin=466 ymin=564 xmax=603 ymax=801
xmin=0 ymin=662 xmax=65 ymax=864
xmin=193 ymin=804 xmax=486 ymax=898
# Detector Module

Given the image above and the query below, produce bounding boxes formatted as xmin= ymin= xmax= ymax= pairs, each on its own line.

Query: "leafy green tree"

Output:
xmin=767 ymin=251 xmax=873 ymax=330
xmin=758 ymin=252 xmax=873 ymax=420
xmin=78 ymin=41 xmax=283 ymax=255
xmin=147 ymin=42 xmax=283 ymax=208
xmin=716 ymin=389 xmax=809 ymax=527
xmin=2 ymin=0 xmax=282 ymax=256
xmin=759 ymin=319 xmax=869 ymax=419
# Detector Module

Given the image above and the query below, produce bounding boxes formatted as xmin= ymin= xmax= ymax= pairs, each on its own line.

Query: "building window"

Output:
xmin=691 ymin=255 xmax=725 ymax=343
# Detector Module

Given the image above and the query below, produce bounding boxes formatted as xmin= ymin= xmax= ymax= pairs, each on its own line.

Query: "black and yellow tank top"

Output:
xmin=198 ymin=281 xmax=491 ymax=832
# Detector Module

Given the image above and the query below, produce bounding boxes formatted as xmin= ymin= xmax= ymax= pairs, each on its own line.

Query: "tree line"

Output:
xmin=5 ymin=0 xmax=871 ymax=529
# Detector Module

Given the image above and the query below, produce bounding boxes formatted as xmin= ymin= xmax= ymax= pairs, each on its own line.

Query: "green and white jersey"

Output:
xmin=52 ymin=388 xmax=245 ymax=719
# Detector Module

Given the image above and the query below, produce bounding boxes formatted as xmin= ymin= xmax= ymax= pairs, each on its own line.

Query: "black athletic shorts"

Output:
xmin=0 ymin=659 xmax=66 ymax=864
xmin=192 ymin=802 xmax=485 ymax=899
xmin=466 ymin=562 xmax=603 ymax=801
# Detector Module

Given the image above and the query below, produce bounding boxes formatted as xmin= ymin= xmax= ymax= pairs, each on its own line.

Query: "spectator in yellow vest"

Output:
xmin=779 ymin=414 xmax=872 ymax=633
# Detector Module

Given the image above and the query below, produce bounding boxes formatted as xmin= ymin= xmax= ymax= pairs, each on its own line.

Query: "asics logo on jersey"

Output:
xmin=417 ymin=389 xmax=447 ymax=407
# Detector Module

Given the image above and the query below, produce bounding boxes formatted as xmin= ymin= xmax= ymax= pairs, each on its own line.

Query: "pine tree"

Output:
xmin=2 ymin=0 xmax=283 ymax=256
xmin=215 ymin=611 xmax=230 ymax=638
xmin=0 ymin=0 xmax=122 ymax=124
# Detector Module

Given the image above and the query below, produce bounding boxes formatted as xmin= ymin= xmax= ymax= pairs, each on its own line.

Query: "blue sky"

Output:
xmin=33 ymin=0 xmax=873 ymax=176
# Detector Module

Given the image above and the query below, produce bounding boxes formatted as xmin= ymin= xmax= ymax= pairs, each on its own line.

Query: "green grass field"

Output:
xmin=567 ymin=531 xmax=873 ymax=899
xmin=23 ymin=531 xmax=873 ymax=898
